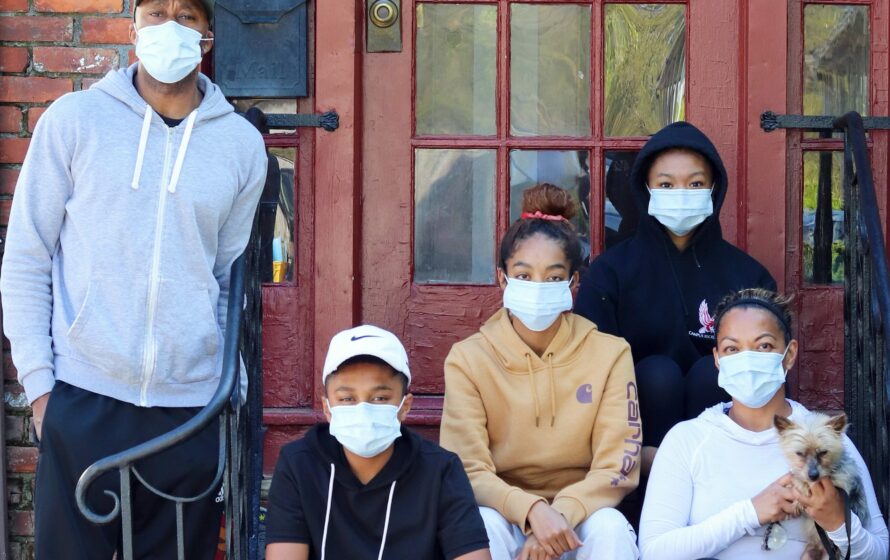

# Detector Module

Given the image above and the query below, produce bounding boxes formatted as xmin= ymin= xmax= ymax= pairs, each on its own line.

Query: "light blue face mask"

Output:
xmin=647 ymin=187 xmax=714 ymax=236
xmin=135 ymin=21 xmax=211 ymax=84
xmin=326 ymin=397 xmax=405 ymax=458
xmin=718 ymin=347 xmax=789 ymax=409
xmin=503 ymin=277 xmax=573 ymax=332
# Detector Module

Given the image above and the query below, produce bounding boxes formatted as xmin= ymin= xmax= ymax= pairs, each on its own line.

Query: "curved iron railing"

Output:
xmin=761 ymin=110 xmax=890 ymax=520
xmin=75 ymin=253 xmax=247 ymax=560
xmin=835 ymin=112 xmax=890 ymax=520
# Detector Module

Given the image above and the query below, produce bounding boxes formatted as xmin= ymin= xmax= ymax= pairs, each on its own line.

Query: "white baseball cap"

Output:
xmin=322 ymin=325 xmax=411 ymax=385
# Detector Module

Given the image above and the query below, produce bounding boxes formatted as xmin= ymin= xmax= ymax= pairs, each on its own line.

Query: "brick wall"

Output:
xmin=0 ymin=2 xmax=135 ymax=558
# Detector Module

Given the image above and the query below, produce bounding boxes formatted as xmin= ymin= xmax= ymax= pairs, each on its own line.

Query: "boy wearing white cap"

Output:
xmin=265 ymin=325 xmax=492 ymax=560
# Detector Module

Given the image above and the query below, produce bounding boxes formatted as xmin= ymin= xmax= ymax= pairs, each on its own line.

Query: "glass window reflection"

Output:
xmin=509 ymin=150 xmax=591 ymax=261
xmin=416 ymin=4 xmax=497 ymax=136
xmin=803 ymin=151 xmax=844 ymax=284
xmin=604 ymin=151 xmax=640 ymax=249
xmin=604 ymin=4 xmax=685 ymax=137
xmin=415 ymin=149 xmax=496 ymax=284
xmin=804 ymin=5 xmax=869 ymax=117
xmin=262 ymin=148 xmax=296 ymax=284
xmin=510 ymin=4 xmax=591 ymax=137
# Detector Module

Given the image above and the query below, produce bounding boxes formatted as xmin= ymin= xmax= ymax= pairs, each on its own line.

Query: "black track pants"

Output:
xmin=635 ymin=354 xmax=730 ymax=447
xmin=35 ymin=382 xmax=223 ymax=560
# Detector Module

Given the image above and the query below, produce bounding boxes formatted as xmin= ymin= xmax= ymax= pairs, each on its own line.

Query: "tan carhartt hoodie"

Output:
xmin=440 ymin=308 xmax=641 ymax=532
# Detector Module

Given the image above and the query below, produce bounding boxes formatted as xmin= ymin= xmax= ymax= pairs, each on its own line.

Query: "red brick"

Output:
xmin=6 ymin=415 xmax=24 ymax=442
xmin=82 ymin=17 xmax=133 ymax=44
xmin=3 ymin=350 xmax=16 ymax=378
xmin=0 ymin=107 xmax=22 ymax=133
xmin=0 ymin=76 xmax=73 ymax=103
xmin=0 ymin=199 xmax=11 ymax=224
xmin=0 ymin=47 xmax=29 ymax=73
xmin=35 ymin=0 xmax=123 ymax=12
xmin=81 ymin=77 xmax=101 ymax=90
xmin=127 ymin=48 xmax=137 ymax=66
xmin=0 ymin=16 xmax=74 ymax=42
xmin=7 ymin=446 xmax=37 ymax=473
xmin=0 ymin=138 xmax=30 ymax=164
xmin=9 ymin=510 xmax=33 ymax=536
xmin=27 ymin=106 xmax=46 ymax=132
xmin=0 ymin=168 xmax=19 ymax=195
xmin=0 ymin=0 xmax=28 ymax=12
xmin=0 ymin=0 xmax=29 ymax=11
xmin=33 ymin=47 xmax=117 ymax=74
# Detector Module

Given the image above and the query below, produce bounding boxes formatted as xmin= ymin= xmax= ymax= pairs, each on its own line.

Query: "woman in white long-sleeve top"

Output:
xmin=639 ymin=288 xmax=888 ymax=560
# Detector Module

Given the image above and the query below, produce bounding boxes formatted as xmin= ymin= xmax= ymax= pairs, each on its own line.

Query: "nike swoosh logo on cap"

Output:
xmin=351 ymin=335 xmax=380 ymax=341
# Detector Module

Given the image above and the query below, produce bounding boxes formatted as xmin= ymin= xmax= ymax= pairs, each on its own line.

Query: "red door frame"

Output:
xmin=262 ymin=0 xmax=890 ymax=470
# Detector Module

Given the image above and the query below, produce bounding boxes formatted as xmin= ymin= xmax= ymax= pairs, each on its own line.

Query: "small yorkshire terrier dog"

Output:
xmin=773 ymin=412 xmax=868 ymax=560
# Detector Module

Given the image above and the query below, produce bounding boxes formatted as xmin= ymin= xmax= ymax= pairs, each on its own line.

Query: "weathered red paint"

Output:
xmin=261 ymin=0 xmax=890 ymax=470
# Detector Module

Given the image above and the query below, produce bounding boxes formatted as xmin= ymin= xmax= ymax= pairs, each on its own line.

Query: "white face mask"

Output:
xmin=503 ymin=277 xmax=573 ymax=332
xmin=135 ymin=21 xmax=208 ymax=84
xmin=718 ymin=348 xmax=789 ymax=409
xmin=647 ymin=188 xmax=714 ymax=236
xmin=327 ymin=397 xmax=404 ymax=458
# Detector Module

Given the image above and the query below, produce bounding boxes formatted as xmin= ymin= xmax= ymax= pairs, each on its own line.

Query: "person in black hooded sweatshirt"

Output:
xmin=265 ymin=325 xmax=491 ymax=560
xmin=574 ymin=121 xmax=776 ymax=472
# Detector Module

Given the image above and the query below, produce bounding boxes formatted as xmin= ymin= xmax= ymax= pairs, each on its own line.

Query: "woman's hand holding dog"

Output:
xmin=794 ymin=478 xmax=845 ymax=532
xmin=752 ymin=473 xmax=799 ymax=524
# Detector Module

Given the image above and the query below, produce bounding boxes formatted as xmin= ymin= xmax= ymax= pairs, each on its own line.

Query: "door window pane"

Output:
xmin=416 ymin=4 xmax=497 ymax=136
xmin=804 ymin=5 xmax=869 ymax=117
xmin=604 ymin=151 xmax=640 ymax=249
xmin=415 ymin=149 xmax=496 ymax=284
xmin=803 ymin=151 xmax=844 ymax=284
xmin=264 ymin=148 xmax=296 ymax=284
xmin=605 ymin=4 xmax=685 ymax=137
xmin=509 ymin=150 xmax=591 ymax=261
xmin=510 ymin=4 xmax=591 ymax=137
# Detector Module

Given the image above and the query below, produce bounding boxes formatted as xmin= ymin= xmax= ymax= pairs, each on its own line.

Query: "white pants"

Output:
xmin=479 ymin=506 xmax=639 ymax=560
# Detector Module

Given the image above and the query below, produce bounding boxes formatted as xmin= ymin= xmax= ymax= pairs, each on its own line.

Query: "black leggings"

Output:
xmin=636 ymin=354 xmax=730 ymax=447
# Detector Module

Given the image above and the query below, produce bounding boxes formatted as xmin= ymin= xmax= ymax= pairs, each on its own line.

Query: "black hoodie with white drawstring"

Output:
xmin=575 ymin=122 xmax=776 ymax=372
xmin=265 ymin=424 xmax=489 ymax=560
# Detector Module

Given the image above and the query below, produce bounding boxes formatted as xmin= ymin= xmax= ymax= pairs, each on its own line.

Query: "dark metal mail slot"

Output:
xmin=214 ymin=0 xmax=309 ymax=98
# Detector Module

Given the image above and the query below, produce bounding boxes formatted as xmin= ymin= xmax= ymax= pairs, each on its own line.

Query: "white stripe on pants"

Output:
xmin=479 ymin=506 xmax=639 ymax=560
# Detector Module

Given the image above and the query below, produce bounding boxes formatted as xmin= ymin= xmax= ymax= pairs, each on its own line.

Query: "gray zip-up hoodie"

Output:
xmin=0 ymin=64 xmax=267 ymax=407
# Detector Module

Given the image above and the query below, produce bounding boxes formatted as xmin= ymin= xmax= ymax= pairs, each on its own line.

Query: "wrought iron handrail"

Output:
xmin=834 ymin=112 xmax=890 ymax=520
xmin=761 ymin=111 xmax=890 ymax=520
xmin=75 ymin=253 xmax=246 ymax=559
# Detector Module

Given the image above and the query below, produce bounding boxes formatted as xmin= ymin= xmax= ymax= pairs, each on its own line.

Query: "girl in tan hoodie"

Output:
xmin=440 ymin=184 xmax=641 ymax=560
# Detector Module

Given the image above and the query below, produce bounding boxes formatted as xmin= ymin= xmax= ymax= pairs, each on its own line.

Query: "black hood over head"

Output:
xmin=631 ymin=121 xmax=729 ymax=249
xmin=575 ymin=121 xmax=776 ymax=373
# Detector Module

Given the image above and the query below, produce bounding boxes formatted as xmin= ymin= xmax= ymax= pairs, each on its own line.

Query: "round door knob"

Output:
xmin=370 ymin=0 xmax=398 ymax=28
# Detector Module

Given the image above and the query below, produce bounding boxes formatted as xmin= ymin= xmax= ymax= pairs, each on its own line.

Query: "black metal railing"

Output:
xmin=836 ymin=113 xmax=890 ymax=521
xmin=762 ymin=110 xmax=890 ymax=520
xmin=75 ymin=253 xmax=248 ymax=560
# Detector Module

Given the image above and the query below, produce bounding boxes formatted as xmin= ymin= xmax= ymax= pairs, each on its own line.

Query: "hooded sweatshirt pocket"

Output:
xmin=66 ymin=277 xmax=148 ymax=377
xmin=152 ymin=278 xmax=220 ymax=384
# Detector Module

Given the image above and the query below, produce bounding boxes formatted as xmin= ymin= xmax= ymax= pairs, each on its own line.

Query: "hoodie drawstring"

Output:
xmin=546 ymin=353 xmax=556 ymax=427
xmin=131 ymin=105 xmax=153 ymax=190
xmin=377 ymin=481 xmax=396 ymax=560
xmin=319 ymin=463 xmax=397 ymax=560
xmin=167 ymin=110 xmax=197 ymax=193
xmin=525 ymin=353 xmax=542 ymax=427
xmin=320 ymin=463 xmax=336 ymax=560
xmin=130 ymin=107 xmax=198 ymax=194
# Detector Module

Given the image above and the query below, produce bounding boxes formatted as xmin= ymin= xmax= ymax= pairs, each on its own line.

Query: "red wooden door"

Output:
xmin=744 ymin=0 xmax=888 ymax=410
xmin=361 ymin=0 xmax=747 ymax=415
xmin=260 ymin=0 xmax=890 ymax=466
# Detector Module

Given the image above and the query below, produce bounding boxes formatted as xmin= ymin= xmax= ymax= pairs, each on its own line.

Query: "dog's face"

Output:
xmin=774 ymin=413 xmax=847 ymax=483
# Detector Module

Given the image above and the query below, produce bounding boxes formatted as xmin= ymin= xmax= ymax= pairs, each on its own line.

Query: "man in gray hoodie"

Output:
xmin=0 ymin=0 xmax=267 ymax=557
